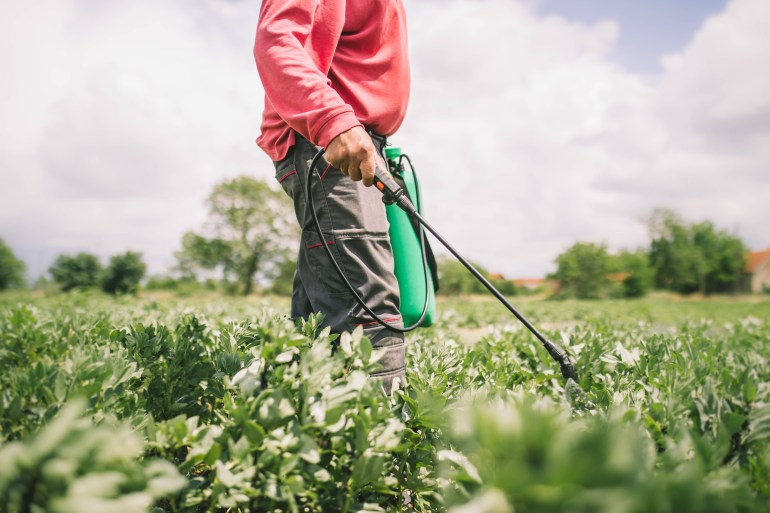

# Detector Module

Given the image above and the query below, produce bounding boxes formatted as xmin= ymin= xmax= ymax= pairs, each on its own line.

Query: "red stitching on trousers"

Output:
xmin=306 ymin=241 xmax=335 ymax=250
xmin=320 ymin=163 xmax=332 ymax=180
xmin=278 ymin=170 xmax=297 ymax=183
xmin=356 ymin=316 xmax=402 ymax=327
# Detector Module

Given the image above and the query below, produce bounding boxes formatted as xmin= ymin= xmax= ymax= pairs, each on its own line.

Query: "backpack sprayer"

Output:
xmin=306 ymin=147 xmax=578 ymax=382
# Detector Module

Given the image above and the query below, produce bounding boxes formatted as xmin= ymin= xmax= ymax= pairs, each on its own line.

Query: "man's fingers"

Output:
xmin=360 ymin=155 xmax=376 ymax=187
xmin=329 ymin=157 xmax=348 ymax=177
xmin=348 ymin=164 xmax=362 ymax=182
xmin=324 ymin=127 xmax=380 ymax=186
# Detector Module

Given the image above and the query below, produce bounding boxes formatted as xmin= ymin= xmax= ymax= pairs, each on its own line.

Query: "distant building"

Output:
xmin=512 ymin=278 xmax=560 ymax=294
xmin=512 ymin=278 xmax=543 ymax=290
xmin=606 ymin=272 xmax=631 ymax=284
xmin=744 ymin=247 xmax=770 ymax=293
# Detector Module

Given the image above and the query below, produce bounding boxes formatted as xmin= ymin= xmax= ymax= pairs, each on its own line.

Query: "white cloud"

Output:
xmin=0 ymin=0 xmax=270 ymax=276
xmin=399 ymin=0 xmax=770 ymax=277
xmin=1 ymin=0 xmax=768 ymax=281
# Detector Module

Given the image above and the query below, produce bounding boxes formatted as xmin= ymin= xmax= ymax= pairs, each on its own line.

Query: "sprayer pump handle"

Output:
xmin=373 ymin=165 xmax=417 ymax=215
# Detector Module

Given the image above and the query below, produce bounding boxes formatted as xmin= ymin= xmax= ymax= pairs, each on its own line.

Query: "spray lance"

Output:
xmin=306 ymin=148 xmax=578 ymax=383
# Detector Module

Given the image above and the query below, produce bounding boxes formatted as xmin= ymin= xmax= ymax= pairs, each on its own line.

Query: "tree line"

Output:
xmin=426 ymin=209 xmax=751 ymax=300
xmin=0 ymin=176 xmax=295 ymax=296
xmin=0 ymin=239 xmax=147 ymax=295
xmin=550 ymin=209 xmax=748 ymax=299
xmin=0 ymin=179 xmax=756 ymax=299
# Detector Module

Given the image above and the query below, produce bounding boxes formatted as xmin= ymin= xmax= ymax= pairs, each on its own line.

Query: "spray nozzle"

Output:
xmin=543 ymin=339 xmax=579 ymax=382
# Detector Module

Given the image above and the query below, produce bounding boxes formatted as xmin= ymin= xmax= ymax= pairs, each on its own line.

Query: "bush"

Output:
xmin=490 ymin=277 xmax=517 ymax=297
xmin=611 ymin=250 xmax=654 ymax=298
xmin=268 ymin=258 xmax=296 ymax=296
xmin=49 ymin=252 xmax=102 ymax=291
xmin=442 ymin=396 xmax=762 ymax=513
xmin=144 ymin=275 xmax=208 ymax=296
xmin=0 ymin=238 xmax=25 ymax=290
xmin=552 ymin=242 xmax=609 ymax=299
xmin=648 ymin=209 xmax=747 ymax=295
xmin=2 ymin=299 xmax=770 ymax=511
xmin=0 ymin=400 xmax=185 ymax=512
xmin=438 ymin=257 xmax=489 ymax=295
xmin=101 ymin=251 xmax=146 ymax=295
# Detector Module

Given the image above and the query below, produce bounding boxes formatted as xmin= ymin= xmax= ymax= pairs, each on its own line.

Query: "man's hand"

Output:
xmin=325 ymin=126 xmax=379 ymax=187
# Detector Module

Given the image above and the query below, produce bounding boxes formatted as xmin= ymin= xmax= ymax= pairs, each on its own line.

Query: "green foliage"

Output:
xmin=49 ymin=252 xmax=102 ymax=291
xmin=144 ymin=275 xmax=214 ymax=296
xmin=489 ymin=277 xmax=517 ymax=297
xmin=552 ymin=242 xmax=610 ymax=299
xmin=649 ymin=209 xmax=747 ymax=295
xmin=437 ymin=257 xmax=491 ymax=295
xmin=176 ymin=177 xmax=297 ymax=296
xmin=269 ymin=257 xmax=297 ymax=296
xmin=438 ymin=257 xmax=487 ymax=295
xmin=0 ymin=399 xmax=186 ymax=513
xmin=649 ymin=209 xmax=698 ymax=293
xmin=2 ymin=295 xmax=770 ymax=512
xmin=149 ymin=323 xmax=409 ymax=512
xmin=101 ymin=251 xmax=146 ymax=295
xmin=177 ymin=232 xmax=232 ymax=277
xmin=442 ymin=396 xmax=760 ymax=513
xmin=0 ymin=238 xmax=25 ymax=290
xmin=609 ymin=250 xmax=654 ymax=298
xmin=691 ymin=221 xmax=747 ymax=293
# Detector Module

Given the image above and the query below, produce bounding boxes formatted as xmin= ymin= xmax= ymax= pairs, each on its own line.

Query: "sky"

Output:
xmin=533 ymin=0 xmax=729 ymax=73
xmin=1 ymin=0 xmax=768 ymax=282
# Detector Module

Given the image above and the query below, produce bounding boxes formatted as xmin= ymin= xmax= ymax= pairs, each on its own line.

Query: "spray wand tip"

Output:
xmin=560 ymin=360 xmax=578 ymax=382
xmin=543 ymin=338 xmax=579 ymax=383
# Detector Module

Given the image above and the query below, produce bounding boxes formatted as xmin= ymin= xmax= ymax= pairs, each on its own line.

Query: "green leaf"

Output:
xmin=437 ymin=449 xmax=482 ymax=484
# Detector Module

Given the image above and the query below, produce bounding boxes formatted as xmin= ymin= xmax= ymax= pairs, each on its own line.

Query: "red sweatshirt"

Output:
xmin=254 ymin=0 xmax=410 ymax=162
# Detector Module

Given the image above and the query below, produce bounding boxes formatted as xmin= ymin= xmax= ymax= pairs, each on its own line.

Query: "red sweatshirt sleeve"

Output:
xmin=254 ymin=0 xmax=363 ymax=149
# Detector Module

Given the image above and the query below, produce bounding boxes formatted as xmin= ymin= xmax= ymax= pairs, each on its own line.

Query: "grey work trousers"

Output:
xmin=273 ymin=132 xmax=405 ymax=393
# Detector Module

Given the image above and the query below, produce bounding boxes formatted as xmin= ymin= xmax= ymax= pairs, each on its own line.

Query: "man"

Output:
xmin=254 ymin=0 xmax=410 ymax=392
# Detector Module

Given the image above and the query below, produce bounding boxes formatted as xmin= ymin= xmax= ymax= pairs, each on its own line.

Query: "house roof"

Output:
xmin=746 ymin=247 xmax=770 ymax=273
xmin=607 ymin=272 xmax=631 ymax=283
xmin=512 ymin=278 xmax=544 ymax=286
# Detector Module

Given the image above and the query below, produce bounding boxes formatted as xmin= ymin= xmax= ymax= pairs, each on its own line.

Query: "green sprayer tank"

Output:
xmin=384 ymin=147 xmax=436 ymax=327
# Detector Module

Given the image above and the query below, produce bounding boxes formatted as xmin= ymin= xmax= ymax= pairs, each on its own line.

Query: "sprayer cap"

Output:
xmin=384 ymin=147 xmax=402 ymax=160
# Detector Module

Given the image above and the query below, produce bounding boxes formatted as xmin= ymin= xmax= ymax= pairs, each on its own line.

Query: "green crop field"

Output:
xmin=1 ymin=292 xmax=769 ymax=512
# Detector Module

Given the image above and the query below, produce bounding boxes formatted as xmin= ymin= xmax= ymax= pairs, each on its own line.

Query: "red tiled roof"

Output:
xmin=607 ymin=272 xmax=631 ymax=283
xmin=746 ymin=248 xmax=770 ymax=274
xmin=512 ymin=278 xmax=544 ymax=286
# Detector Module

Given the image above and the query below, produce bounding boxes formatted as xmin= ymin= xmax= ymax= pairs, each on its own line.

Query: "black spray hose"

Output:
xmin=370 ymin=162 xmax=578 ymax=382
xmin=305 ymin=146 xmax=578 ymax=382
xmin=305 ymin=148 xmax=431 ymax=333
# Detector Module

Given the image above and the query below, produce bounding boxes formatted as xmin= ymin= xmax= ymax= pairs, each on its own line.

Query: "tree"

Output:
xmin=0 ymin=238 xmax=26 ymax=290
xmin=691 ymin=221 xmax=747 ymax=294
xmin=648 ymin=209 xmax=747 ymax=295
xmin=437 ymin=257 xmax=488 ymax=295
xmin=434 ymin=257 xmax=516 ymax=296
xmin=176 ymin=233 xmax=233 ymax=281
xmin=648 ymin=209 xmax=700 ymax=294
xmin=552 ymin=242 xmax=609 ymax=299
xmin=608 ymin=250 xmax=654 ymax=298
xmin=268 ymin=257 xmax=297 ymax=297
xmin=101 ymin=251 xmax=146 ymax=295
xmin=176 ymin=177 xmax=296 ymax=295
xmin=49 ymin=253 xmax=102 ymax=291
xmin=489 ymin=276 xmax=517 ymax=297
